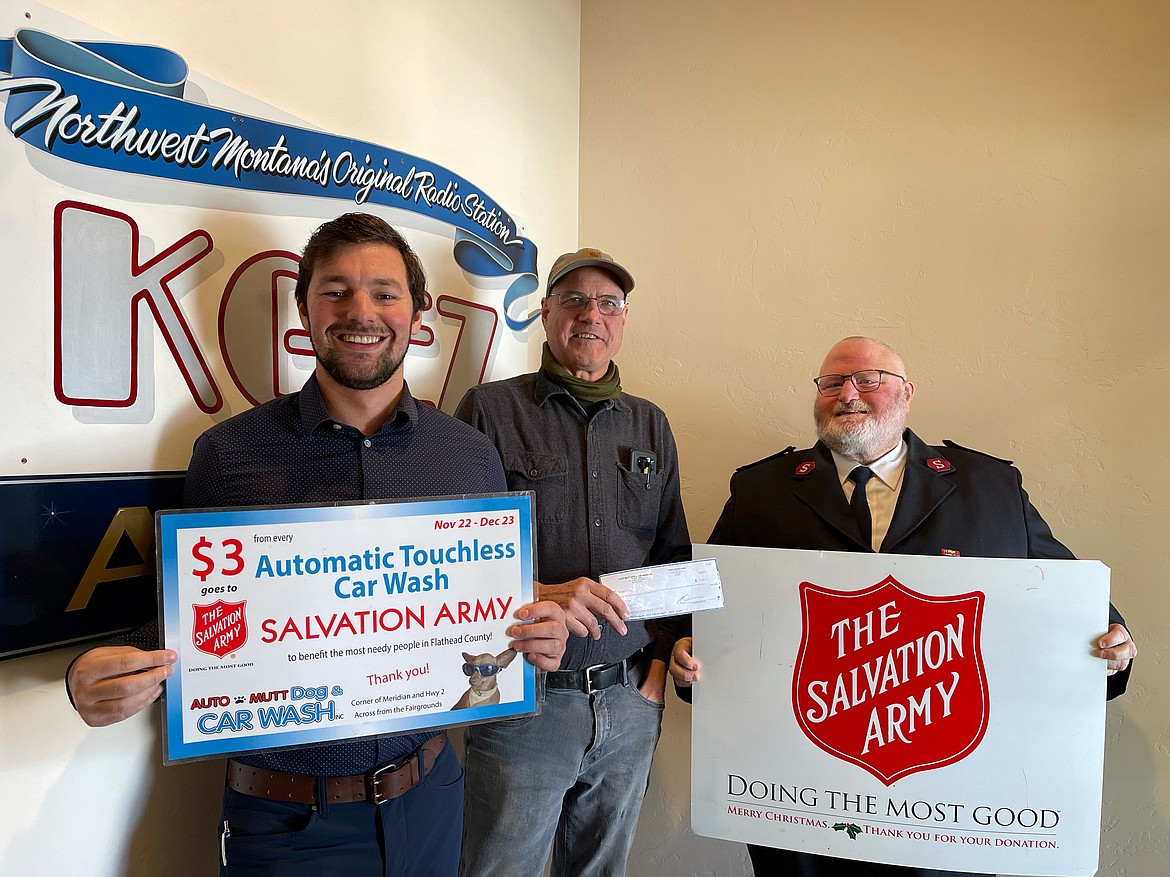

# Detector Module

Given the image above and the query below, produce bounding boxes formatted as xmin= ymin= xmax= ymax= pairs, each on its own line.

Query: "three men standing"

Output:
xmin=456 ymin=249 xmax=691 ymax=877
xmin=65 ymin=221 xmax=1134 ymax=877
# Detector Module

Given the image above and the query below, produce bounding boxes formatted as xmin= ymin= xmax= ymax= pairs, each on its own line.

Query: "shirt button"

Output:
xmin=594 ymin=519 xmax=601 ymax=527
xmin=333 ymin=423 xmax=341 ymax=430
xmin=530 ymin=468 xmax=539 ymax=477
xmin=363 ymin=439 xmax=372 ymax=448
xmin=592 ymin=470 xmax=599 ymax=478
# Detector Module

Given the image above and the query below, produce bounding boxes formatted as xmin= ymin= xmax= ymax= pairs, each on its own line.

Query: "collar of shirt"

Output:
xmin=829 ymin=439 xmax=908 ymax=492
xmin=296 ymin=373 xmax=420 ymax=437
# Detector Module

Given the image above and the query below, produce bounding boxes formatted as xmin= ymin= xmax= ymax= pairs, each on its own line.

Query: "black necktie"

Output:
xmin=849 ymin=466 xmax=874 ymax=549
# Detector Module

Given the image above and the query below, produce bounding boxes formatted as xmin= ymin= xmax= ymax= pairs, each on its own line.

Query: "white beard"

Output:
xmin=815 ymin=399 xmax=907 ymax=464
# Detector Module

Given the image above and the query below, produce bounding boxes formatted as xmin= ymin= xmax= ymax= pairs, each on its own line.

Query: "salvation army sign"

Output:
xmin=691 ymin=546 xmax=1112 ymax=876
xmin=793 ymin=576 xmax=989 ymax=785
xmin=191 ymin=599 xmax=248 ymax=660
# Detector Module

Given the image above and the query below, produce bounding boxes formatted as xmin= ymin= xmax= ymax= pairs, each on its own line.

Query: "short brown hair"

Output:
xmin=295 ymin=213 xmax=427 ymax=313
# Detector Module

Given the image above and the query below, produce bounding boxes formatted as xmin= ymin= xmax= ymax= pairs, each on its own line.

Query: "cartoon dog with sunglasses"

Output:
xmin=451 ymin=648 xmax=517 ymax=710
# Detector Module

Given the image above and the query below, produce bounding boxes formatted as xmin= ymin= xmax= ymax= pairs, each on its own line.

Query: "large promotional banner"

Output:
xmin=691 ymin=545 xmax=1110 ymax=877
xmin=0 ymin=2 xmax=542 ymax=658
xmin=158 ymin=493 xmax=535 ymax=764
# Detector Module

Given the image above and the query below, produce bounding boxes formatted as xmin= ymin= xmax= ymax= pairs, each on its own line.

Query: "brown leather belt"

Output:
xmin=226 ymin=732 xmax=447 ymax=806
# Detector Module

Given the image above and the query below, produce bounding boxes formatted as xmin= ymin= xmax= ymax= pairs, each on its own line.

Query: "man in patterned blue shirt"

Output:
xmin=66 ymin=213 xmax=568 ymax=876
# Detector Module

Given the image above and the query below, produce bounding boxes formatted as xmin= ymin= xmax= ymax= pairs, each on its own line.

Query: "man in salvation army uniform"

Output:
xmin=64 ymin=213 xmax=569 ymax=877
xmin=670 ymin=335 xmax=1137 ymax=877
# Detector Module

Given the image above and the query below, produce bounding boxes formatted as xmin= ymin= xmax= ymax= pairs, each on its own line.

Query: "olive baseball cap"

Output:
xmin=546 ymin=247 xmax=635 ymax=296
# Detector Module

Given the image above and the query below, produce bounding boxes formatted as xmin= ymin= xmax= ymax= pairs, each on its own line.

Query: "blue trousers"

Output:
xmin=218 ymin=740 xmax=463 ymax=877
xmin=459 ymin=673 xmax=664 ymax=877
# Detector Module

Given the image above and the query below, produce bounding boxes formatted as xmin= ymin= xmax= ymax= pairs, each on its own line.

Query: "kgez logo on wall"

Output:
xmin=0 ymin=24 xmax=540 ymax=658
xmin=792 ymin=575 xmax=988 ymax=785
xmin=0 ymin=27 xmax=540 ymax=417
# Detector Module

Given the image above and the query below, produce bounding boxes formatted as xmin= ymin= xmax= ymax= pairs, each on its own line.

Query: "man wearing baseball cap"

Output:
xmin=454 ymin=248 xmax=691 ymax=877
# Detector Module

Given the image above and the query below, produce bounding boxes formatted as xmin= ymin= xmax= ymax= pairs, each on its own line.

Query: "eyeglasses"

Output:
xmin=463 ymin=663 xmax=503 ymax=677
xmin=548 ymin=292 xmax=628 ymax=316
xmin=813 ymin=369 xmax=905 ymax=396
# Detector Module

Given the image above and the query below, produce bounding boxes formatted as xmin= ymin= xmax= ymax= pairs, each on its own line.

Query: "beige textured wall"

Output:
xmin=579 ymin=2 xmax=1169 ymax=875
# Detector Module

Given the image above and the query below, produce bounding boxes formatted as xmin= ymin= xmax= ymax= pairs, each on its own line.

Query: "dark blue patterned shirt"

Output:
xmin=125 ymin=374 xmax=506 ymax=775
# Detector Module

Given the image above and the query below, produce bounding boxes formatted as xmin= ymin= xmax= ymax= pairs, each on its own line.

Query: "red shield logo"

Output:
xmin=192 ymin=599 xmax=248 ymax=659
xmin=792 ymin=575 xmax=988 ymax=785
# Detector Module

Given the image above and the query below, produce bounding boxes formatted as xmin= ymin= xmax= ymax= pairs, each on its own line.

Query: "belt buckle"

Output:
xmin=365 ymin=759 xmax=407 ymax=805
xmin=581 ymin=662 xmax=608 ymax=694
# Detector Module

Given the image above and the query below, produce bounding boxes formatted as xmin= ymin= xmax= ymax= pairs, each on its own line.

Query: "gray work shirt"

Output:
xmin=455 ymin=369 xmax=691 ymax=670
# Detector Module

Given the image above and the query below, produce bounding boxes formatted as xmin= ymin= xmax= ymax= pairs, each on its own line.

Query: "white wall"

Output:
xmin=0 ymin=2 xmax=579 ymax=874
xmin=577 ymin=2 xmax=1169 ymax=876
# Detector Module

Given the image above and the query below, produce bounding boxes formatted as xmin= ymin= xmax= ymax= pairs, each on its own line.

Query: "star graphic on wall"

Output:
xmin=40 ymin=502 xmax=77 ymax=528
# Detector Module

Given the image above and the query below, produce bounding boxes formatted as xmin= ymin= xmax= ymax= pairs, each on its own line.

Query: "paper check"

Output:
xmin=600 ymin=558 xmax=724 ymax=621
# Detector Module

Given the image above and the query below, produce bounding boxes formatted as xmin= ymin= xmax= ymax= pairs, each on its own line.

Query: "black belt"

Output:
xmin=545 ymin=650 xmax=645 ymax=694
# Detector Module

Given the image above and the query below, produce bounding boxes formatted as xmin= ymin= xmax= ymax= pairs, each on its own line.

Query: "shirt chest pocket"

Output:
xmin=616 ymin=463 xmax=666 ymax=535
xmin=505 ymin=454 xmax=567 ymax=523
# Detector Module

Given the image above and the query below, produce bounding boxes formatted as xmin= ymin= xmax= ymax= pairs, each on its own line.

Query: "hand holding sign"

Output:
xmin=68 ymin=645 xmax=177 ymax=727
xmin=508 ymin=600 xmax=569 ymax=670
xmin=1095 ymin=622 xmax=1137 ymax=675
xmin=669 ymin=635 xmax=701 ymax=687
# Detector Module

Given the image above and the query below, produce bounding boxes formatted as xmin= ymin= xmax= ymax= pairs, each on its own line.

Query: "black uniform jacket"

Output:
xmin=709 ymin=428 xmax=1130 ymax=698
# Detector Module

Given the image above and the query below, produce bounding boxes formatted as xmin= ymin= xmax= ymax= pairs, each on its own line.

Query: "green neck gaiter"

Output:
xmin=540 ymin=342 xmax=622 ymax=403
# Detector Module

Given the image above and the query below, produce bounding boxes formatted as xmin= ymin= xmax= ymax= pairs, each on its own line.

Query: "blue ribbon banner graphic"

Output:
xmin=0 ymin=28 xmax=539 ymax=329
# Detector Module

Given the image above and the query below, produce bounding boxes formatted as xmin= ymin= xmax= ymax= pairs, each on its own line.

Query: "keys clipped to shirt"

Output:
xmin=601 ymin=558 xmax=724 ymax=621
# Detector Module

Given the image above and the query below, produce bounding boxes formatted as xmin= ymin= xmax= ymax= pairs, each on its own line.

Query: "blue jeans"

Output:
xmin=218 ymin=740 xmax=463 ymax=876
xmin=459 ymin=671 xmax=664 ymax=877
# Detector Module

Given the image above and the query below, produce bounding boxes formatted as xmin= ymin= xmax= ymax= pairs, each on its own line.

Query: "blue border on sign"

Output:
xmin=158 ymin=493 xmax=535 ymax=763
